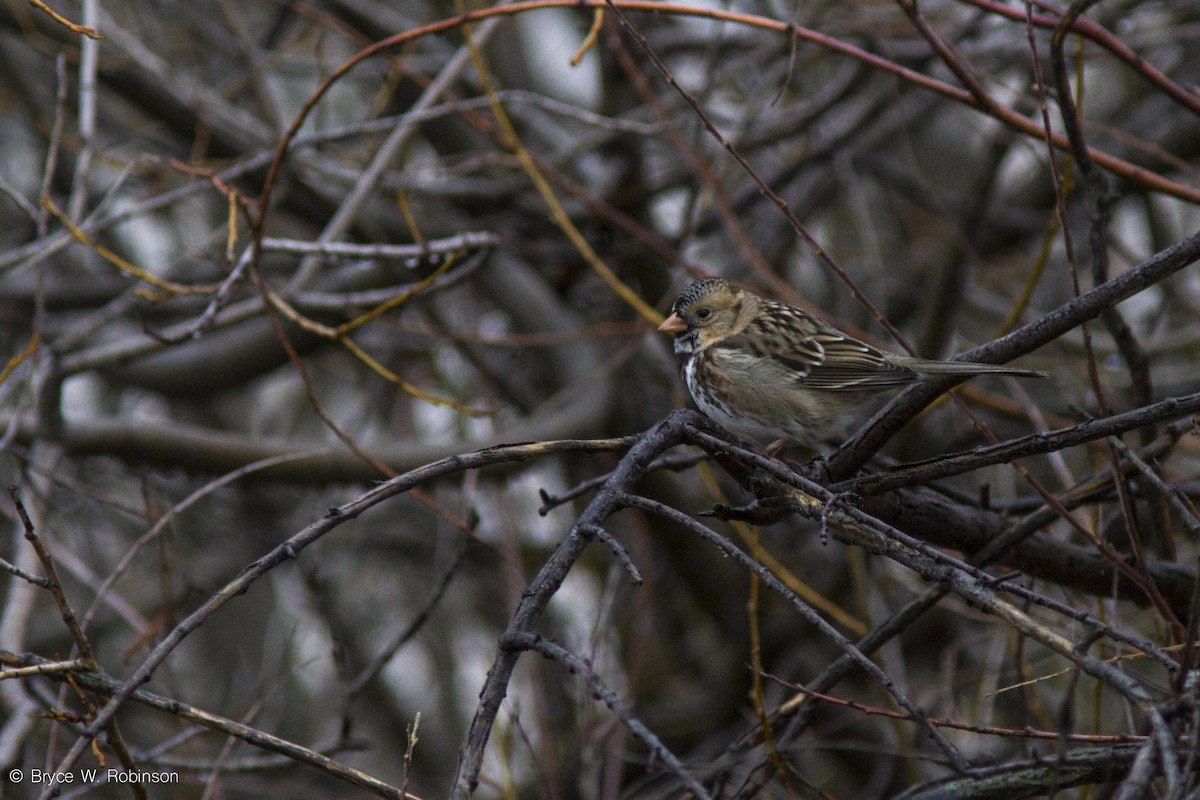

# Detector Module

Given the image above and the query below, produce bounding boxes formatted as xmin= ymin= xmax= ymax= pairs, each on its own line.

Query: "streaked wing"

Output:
xmin=728 ymin=302 xmax=919 ymax=392
xmin=801 ymin=332 xmax=918 ymax=390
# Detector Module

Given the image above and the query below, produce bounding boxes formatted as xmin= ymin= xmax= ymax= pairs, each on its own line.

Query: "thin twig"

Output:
xmin=500 ymin=632 xmax=709 ymax=797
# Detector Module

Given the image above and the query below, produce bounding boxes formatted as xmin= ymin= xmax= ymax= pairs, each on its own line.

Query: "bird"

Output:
xmin=658 ymin=277 xmax=1046 ymax=448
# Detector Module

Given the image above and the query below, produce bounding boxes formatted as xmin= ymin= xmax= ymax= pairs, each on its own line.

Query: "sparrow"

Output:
xmin=658 ymin=277 xmax=1046 ymax=448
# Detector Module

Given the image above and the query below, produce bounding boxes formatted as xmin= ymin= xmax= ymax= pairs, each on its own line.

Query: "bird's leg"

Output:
xmin=761 ymin=438 xmax=790 ymax=459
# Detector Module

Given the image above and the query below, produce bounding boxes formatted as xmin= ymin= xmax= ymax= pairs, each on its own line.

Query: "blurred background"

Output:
xmin=1 ymin=0 xmax=1199 ymax=797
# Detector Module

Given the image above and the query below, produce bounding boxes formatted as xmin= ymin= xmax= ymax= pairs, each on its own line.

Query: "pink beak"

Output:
xmin=658 ymin=313 xmax=687 ymax=334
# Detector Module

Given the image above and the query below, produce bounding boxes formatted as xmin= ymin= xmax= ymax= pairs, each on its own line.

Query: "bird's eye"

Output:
xmin=696 ymin=307 xmax=712 ymax=320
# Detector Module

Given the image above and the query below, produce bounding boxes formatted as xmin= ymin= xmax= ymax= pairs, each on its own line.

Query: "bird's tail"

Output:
xmin=908 ymin=359 xmax=1048 ymax=379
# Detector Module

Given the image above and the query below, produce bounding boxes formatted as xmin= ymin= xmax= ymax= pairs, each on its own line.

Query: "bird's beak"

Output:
xmin=658 ymin=313 xmax=687 ymax=334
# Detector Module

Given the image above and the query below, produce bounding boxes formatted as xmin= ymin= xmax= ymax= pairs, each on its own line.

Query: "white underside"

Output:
xmin=684 ymin=357 xmax=822 ymax=447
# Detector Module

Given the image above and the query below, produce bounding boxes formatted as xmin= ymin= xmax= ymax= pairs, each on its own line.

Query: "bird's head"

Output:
xmin=658 ymin=277 xmax=753 ymax=352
